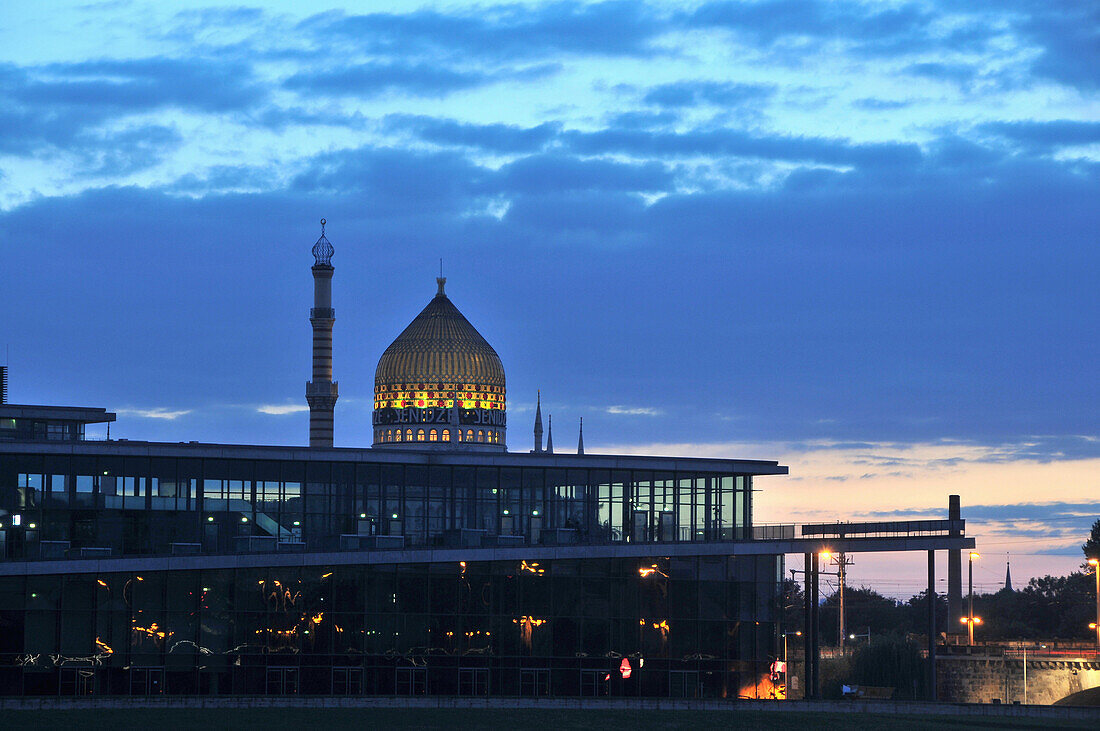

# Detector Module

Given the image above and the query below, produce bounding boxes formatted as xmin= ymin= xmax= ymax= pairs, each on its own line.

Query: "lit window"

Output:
xmin=466 ymin=429 xmax=473 ymax=441
xmin=406 ymin=429 xmax=413 ymax=441
xmin=429 ymin=429 xmax=438 ymax=442
xmin=442 ymin=429 xmax=450 ymax=442
xmin=395 ymin=431 xmax=402 ymax=442
xmin=477 ymin=430 xmax=484 ymax=442
xmin=416 ymin=429 xmax=424 ymax=441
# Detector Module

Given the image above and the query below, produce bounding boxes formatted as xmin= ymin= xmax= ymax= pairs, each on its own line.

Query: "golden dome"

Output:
xmin=375 ymin=278 xmax=505 ymax=390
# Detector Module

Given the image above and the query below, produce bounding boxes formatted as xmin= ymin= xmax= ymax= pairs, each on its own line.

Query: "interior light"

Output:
xmin=28 ymin=523 xmax=36 ymax=529
xmin=241 ymin=516 xmax=249 ymax=523
xmin=532 ymin=510 xmax=539 ymax=516
xmin=207 ymin=516 xmax=214 ymax=522
xmin=359 ymin=513 xmax=367 ymax=519
xmin=391 ymin=513 xmax=398 ymax=519
xmin=292 ymin=521 xmax=300 ymax=526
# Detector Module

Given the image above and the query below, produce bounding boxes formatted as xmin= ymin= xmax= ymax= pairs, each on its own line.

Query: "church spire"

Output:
xmin=533 ymin=391 xmax=544 ymax=452
xmin=546 ymin=414 xmax=554 ymax=454
xmin=1004 ymin=556 xmax=1013 ymax=592
xmin=577 ymin=417 xmax=584 ymax=455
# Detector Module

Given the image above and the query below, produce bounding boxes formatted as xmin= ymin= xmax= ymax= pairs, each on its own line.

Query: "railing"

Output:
xmin=749 ymin=519 xmax=964 ymax=540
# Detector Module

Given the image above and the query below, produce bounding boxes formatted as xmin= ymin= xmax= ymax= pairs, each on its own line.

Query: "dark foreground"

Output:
xmin=4 ymin=708 xmax=1096 ymax=730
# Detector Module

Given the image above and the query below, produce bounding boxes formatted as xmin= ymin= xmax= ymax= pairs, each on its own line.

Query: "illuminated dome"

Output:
xmin=372 ymin=278 xmax=506 ymax=450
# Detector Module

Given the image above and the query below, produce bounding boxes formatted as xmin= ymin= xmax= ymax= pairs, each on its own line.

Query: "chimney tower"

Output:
xmin=306 ymin=219 xmax=338 ymax=447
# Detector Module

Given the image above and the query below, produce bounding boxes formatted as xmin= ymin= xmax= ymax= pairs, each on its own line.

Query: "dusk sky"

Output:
xmin=1 ymin=1 xmax=1097 ymax=595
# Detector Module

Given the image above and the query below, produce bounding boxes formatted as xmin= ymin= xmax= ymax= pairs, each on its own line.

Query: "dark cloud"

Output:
xmin=643 ymin=81 xmax=775 ymax=108
xmin=385 ymin=116 xmax=561 ymax=153
xmin=285 ymin=62 xmax=560 ymax=98
xmin=563 ymin=127 xmax=923 ymax=168
xmin=980 ymin=120 xmax=1100 ymax=151
xmin=300 ymin=1 xmax=667 ymax=61
xmin=689 ymin=1 xmax=939 ymax=52
xmin=494 ymin=154 xmax=672 ymax=194
xmin=1011 ymin=1 xmax=1100 ymax=90
xmin=852 ymin=98 xmax=913 ymax=111
xmin=21 ymin=58 xmax=264 ymax=112
xmin=605 ymin=110 xmax=680 ymax=130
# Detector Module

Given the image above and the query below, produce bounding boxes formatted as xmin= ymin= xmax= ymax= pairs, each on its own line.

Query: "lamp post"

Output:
xmin=1089 ymin=558 xmax=1100 ymax=648
xmin=966 ymin=552 xmax=980 ymax=646
xmin=848 ymin=628 xmax=870 ymax=643
xmin=782 ymin=631 xmax=801 ymax=699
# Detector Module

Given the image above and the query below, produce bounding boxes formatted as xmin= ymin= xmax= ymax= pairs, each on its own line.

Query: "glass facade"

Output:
xmin=0 ymin=453 xmax=754 ymax=559
xmin=0 ymin=555 xmax=782 ymax=698
xmin=0 ymin=444 xmax=786 ymax=698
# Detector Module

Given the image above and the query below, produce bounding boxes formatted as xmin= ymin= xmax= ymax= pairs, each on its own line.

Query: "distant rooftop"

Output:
xmin=0 ymin=404 xmax=116 ymax=424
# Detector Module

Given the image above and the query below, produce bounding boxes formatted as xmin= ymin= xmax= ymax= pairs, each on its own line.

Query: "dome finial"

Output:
xmin=436 ymin=276 xmax=446 ymax=296
xmin=312 ymin=218 xmax=334 ymax=266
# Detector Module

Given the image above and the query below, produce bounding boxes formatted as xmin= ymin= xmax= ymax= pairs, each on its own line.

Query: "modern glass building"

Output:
xmin=0 ymin=440 xmax=787 ymax=698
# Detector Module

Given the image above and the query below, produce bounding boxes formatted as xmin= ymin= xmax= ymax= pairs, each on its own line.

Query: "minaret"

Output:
xmin=305 ymin=219 xmax=338 ymax=447
xmin=546 ymin=415 xmax=554 ymax=454
xmin=533 ymin=391 xmax=544 ymax=452
xmin=577 ymin=417 xmax=584 ymax=455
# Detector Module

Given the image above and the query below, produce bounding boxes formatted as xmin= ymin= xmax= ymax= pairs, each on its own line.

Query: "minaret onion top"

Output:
xmin=312 ymin=218 xmax=334 ymax=266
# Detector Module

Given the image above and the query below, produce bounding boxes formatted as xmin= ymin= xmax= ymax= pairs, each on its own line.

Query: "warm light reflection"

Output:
xmin=638 ymin=563 xmax=668 ymax=578
xmin=520 ymin=560 xmax=545 ymax=575
xmin=95 ymin=637 xmax=113 ymax=655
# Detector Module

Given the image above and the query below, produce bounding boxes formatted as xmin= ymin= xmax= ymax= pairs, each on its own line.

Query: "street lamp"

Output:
xmin=1089 ymin=558 xmax=1100 ymax=648
xmin=783 ymin=630 xmax=802 ymax=664
xmin=848 ymin=628 xmax=870 ymax=643
xmin=965 ymin=551 xmax=980 ymax=646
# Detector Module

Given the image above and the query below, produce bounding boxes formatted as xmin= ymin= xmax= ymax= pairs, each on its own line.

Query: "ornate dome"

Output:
xmin=375 ymin=278 xmax=505 ymax=389
xmin=373 ymin=278 xmax=506 ymax=450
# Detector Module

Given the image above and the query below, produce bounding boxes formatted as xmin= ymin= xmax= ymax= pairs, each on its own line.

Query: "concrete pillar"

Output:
xmin=948 ymin=495 xmax=962 ymax=628
xmin=803 ymin=552 xmax=813 ymax=698
xmin=928 ymin=549 xmax=938 ymax=701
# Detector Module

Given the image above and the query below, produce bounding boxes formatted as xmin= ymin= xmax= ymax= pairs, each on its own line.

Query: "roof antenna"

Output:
xmin=436 ymin=258 xmax=446 ymax=296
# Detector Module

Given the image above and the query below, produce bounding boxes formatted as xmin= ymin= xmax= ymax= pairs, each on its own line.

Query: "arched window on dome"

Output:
xmin=395 ymin=430 xmax=402 ymax=442
xmin=465 ymin=429 xmax=473 ymax=442
xmin=429 ymin=429 xmax=438 ymax=442
xmin=442 ymin=429 xmax=450 ymax=442
xmin=417 ymin=428 xmax=425 ymax=442
xmin=477 ymin=430 xmax=484 ymax=442
xmin=405 ymin=429 xmax=413 ymax=441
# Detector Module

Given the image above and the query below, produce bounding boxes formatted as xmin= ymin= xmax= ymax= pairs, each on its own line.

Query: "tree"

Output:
xmin=1082 ymin=518 xmax=1100 ymax=567
xmin=819 ymin=586 xmax=901 ymax=644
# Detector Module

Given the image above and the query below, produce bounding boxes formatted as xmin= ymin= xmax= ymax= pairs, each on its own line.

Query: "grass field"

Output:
xmin=4 ymin=708 xmax=1096 ymax=730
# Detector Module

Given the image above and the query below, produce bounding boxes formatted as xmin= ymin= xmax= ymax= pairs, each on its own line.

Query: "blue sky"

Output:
xmin=1 ymin=1 xmax=1097 ymax=591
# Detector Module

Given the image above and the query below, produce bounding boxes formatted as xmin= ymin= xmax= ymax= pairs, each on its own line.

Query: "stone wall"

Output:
xmin=937 ymin=654 xmax=1100 ymax=705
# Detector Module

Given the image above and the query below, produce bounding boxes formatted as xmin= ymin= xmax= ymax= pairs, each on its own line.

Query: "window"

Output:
xmin=395 ymin=667 xmax=426 ymax=695
xmin=266 ymin=667 xmax=298 ymax=695
xmin=332 ymin=667 xmax=362 ymax=695
xmin=405 ymin=429 xmax=413 ymax=441
xmin=580 ymin=670 xmax=609 ymax=697
xmin=417 ymin=429 xmax=425 ymax=441
xmin=520 ymin=669 xmax=550 ymax=697
xmin=459 ymin=667 xmax=489 ymax=695
xmin=442 ymin=429 xmax=450 ymax=442
xmin=429 ymin=429 xmax=437 ymax=442
xmin=395 ymin=430 xmax=402 ymax=442
xmin=477 ymin=430 xmax=484 ymax=442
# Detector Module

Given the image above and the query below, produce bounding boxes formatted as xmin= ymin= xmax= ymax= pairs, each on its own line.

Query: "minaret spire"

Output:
xmin=533 ymin=390 xmax=544 ymax=452
xmin=577 ymin=417 xmax=584 ymax=455
xmin=546 ymin=414 xmax=554 ymax=454
xmin=306 ymin=218 xmax=338 ymax=447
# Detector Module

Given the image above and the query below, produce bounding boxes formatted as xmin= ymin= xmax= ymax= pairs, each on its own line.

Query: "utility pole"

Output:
xmin=822 ymin=551 xmax=854 ymax=651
